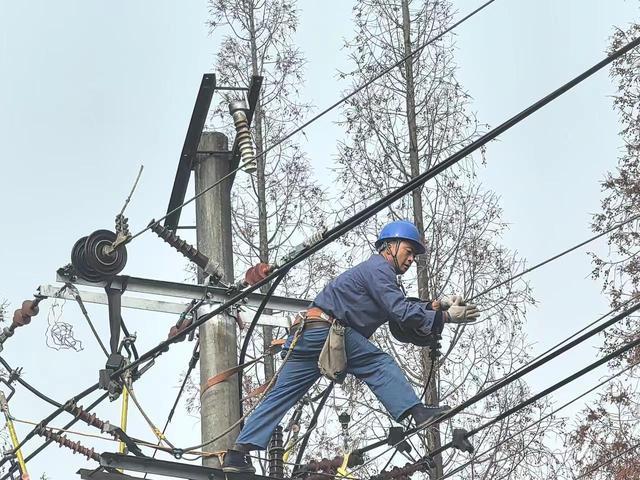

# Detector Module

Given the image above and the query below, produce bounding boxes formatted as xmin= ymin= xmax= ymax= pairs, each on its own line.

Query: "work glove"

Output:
xmin=445 ymin=303 xmax=480 ymax=324
xmin=439 ymin=295 xmax=466 ymax=311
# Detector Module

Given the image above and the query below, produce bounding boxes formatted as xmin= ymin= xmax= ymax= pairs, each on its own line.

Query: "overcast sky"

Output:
xmin=1 ymin=1 xmax=639 ymax=479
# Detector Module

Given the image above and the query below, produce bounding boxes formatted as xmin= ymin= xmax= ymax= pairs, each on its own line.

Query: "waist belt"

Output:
xmin=291 ymin=307 xmax=334 ymax=331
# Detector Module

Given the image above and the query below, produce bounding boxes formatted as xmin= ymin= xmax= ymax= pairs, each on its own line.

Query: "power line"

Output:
xmin=469 ymin=213 xmax=640 ymax=302
xmin=428 ymin=323 xmax=640 ymax=463
xmin=9 ymin=33 xmax=640 ymax=472
xmin=3 ymin=391 xmax=109 ymax=480
xmin=109 ymin=33 xmax=640 ymax=393
xmin=125 ymin=0 xmax=499 ymax=246
xmin=351 ymin=313 xmax=640 ymax=478
xmin=347 ymin=300 xmax=640 ymax=471
xmin=0 ymin=356 xmax=62 ymax=409
xmin=438 ymin=361 xmax=638 ymax=479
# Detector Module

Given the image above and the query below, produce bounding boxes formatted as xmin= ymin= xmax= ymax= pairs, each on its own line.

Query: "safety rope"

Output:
xmin=182 ymin=317 xmax=307 ymax=452
xmin=126 ymin=384 xmax=175 ymax=449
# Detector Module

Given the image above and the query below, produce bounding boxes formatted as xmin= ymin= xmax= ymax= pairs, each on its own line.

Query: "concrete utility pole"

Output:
xmin=194 ymin=131 xmax=238 ymax=467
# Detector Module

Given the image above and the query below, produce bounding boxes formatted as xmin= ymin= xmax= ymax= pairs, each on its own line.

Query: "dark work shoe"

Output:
xmin=410 ymin=404 xmax=452 ymax=427
xmin=222 ymin=449 xmax=256 ymax=474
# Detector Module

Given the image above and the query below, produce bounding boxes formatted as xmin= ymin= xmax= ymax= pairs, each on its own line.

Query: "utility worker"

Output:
xmin=222 ymin=220 xmax=480 ymax=473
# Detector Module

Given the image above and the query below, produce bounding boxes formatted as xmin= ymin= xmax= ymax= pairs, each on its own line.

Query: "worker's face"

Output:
xmin=386 ymin=240 xmax=417 ymax=274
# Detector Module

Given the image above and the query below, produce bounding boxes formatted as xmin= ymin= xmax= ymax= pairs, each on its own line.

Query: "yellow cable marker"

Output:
xmin=1 ymin=391 xmax=29 ymax=480
xmin=336 ymin=451 xmax=354 ymax=479
xmin=118 ymin=385 xmax=129 ymax=454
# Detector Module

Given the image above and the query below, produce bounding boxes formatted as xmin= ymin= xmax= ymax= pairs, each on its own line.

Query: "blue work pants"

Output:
xmin=236 ymin=326 xmax=421 ymax=450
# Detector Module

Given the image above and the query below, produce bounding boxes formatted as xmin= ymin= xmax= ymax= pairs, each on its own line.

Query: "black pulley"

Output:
xmin=71 ymin=230 xmax=127 ymax=282
xmin=389 ymin=296 xmax=441 ymax=347
xmin=71 ymin=236 xmax=104 ymax=283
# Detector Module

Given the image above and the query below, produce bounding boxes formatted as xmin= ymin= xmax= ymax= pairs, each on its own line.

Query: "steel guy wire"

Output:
xmin=346 ymin=313 xmax=640 ymax=479
xmin=436 ymin=361 xmax=639 ymax=480
xmin=66 ymin=283 xmax=109 ymax=357
xmin=574 ymin=442 xmax=640 ymax=480
xmin=11 ymin=35 xmax=640 ymax=471
xmin=124 ymin=0 xmax=498 ymax=246
xmin=143 ymin=340 xmax=200 ymax=479
xmin=126 ymin=385 xmax=175 ymax=449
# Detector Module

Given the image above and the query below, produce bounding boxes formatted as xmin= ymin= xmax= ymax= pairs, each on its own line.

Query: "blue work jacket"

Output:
xmin=312 ymin=254 xmax=444 ymax=338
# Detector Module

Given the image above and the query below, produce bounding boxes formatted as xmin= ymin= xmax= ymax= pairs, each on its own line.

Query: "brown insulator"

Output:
xmin=11 ymin=310 xmax=30 ymax=328
xmin=244 ymin=263 xmax=273 ymax=286
xmin=148 ymin=221 xmax=224 ymax=281
xmin=21 ymin=300 xmax=40 ymax=317
xmin=371 ymin=458 xmax=432 ymax=480
xmin=36 ymin=427 xmax=100 ymax=462
xmin=63 ymin=403 xmax=117 ymax=439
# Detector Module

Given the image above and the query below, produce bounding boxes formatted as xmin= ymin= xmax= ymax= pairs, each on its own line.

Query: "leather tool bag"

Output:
xmin=318 ymin=320 xmax=347 ymax=384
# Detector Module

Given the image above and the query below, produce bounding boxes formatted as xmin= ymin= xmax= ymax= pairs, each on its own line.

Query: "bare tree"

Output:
xmin=0 ymin=299 xmax=7 ymax=324
xmin=568 ymin=21 xmax=640 ymax=480
xmin=203 ymin=1 xmax=338 ymax=472
xmin=298 ymin=0 xmax=564 ymax=478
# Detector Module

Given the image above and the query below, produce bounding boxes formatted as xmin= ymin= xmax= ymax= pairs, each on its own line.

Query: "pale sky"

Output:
xmin=1 ymin=1 xmax=639 ymax=479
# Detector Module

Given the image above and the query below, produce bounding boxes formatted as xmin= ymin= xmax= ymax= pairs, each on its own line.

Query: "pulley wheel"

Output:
xmin=84 ymin=230 xmax=127 ymax=278
xmin=71 ymin=236 xmax=105 ymax=283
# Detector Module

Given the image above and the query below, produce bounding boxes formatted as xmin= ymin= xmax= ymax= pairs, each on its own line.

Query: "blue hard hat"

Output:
xmin=374 ymin=220 xmax=426 ymax=254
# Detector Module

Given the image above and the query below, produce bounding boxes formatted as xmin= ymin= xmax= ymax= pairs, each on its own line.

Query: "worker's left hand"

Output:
xmin=439 ymin=295 xmax=466 ymax=311
xmin=445 ymin=303 xmax=480 ymax=323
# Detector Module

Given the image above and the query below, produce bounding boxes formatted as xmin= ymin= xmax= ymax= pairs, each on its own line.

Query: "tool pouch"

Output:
xmin=318 ymin=320 xmax=347 ymax=384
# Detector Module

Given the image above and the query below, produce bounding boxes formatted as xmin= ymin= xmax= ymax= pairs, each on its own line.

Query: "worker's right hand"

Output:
xmin=440 ymin=295 xmax=465 ymax=311
xmin=446 ymin=303 xmax=480 ymax=323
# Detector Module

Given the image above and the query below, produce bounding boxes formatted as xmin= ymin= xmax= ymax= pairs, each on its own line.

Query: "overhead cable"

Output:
xmin=2 ymin=391 xmax=109 ymax=480
xmin=437 ymin=360 xmax=638 ymax=480
xmin=469 ymin=213 xmax=640 ymax=302
xmin=11 ymin=34 xmax=640 ymax=471
xmin=125 ymin=0 xmax=499 ymax=246
xmin=0 ymin=356 xmax=62 ymax=408
xmin=350 ymin=311 xmax=640 ymax=477
xmin=427 ymin=331 xmax=640 ymax=464
xmin=353 ymin=300 xmax=640 ymax=458
xmin=87 ymin=34 xmax=640 ymax=399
